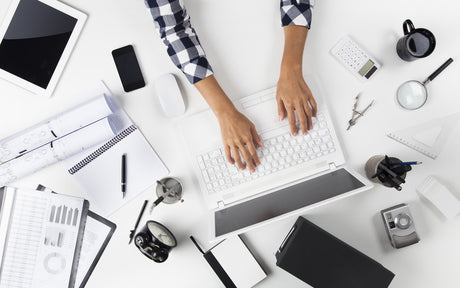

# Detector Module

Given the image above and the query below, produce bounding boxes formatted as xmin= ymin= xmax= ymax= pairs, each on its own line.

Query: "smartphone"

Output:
xmin=112 ymin=45 xmax=145 ymax=92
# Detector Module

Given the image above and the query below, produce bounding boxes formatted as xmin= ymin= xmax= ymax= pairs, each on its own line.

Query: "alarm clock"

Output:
xmin=134 ymin=220 xmax=177 ymax=263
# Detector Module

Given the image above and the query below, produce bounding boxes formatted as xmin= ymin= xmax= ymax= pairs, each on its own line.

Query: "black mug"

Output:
xmin=396 ymin=19 xmax=436 ymax=61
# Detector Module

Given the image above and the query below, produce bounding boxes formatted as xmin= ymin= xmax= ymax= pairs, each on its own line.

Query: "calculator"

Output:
xmin=331 ymin=36 xmax=381 ymax=81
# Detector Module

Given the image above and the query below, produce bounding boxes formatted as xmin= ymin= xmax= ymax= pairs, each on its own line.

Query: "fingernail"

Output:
xmin=303 ymin=131 xmax=307 ymax=135
xmin=279 ymin=116 xmax=283 ymax=121
xmin=259 ymin=141 xmax=264 ymax=147
xmin=293 ymin=131 xmax=297 ymax=136
xmin=250 ymin=168 xmax=255 ymax=173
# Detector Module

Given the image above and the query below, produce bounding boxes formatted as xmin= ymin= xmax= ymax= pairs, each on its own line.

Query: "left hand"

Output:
xmin=276 ymin=72 xmax=317 ymax=136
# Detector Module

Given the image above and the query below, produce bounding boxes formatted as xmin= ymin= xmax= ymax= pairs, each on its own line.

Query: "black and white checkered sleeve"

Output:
xmin=280 ymin=0 xmax=312 ymax=28
xmin=145 ymin=0 xmax=213 ymax=84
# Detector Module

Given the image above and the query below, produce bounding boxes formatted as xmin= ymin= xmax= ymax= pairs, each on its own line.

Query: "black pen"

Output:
xmin=129 ymin=200 xmax=148 ymax=244
xmin=121 ymin=153 xmax=127 ymax=198
xmin=378 ymin=163 xmax=405 ymax=184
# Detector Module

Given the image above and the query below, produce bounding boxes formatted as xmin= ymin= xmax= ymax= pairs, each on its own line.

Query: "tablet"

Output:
xmin=0 ymin=0 xmax=86 ymax=97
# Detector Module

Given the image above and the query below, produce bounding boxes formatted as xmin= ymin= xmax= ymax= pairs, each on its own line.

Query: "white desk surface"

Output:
xmin=1 ymin=0 xmax=460 ymax=287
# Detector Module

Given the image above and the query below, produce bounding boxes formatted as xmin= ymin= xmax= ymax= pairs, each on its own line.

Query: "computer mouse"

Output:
xmin=154 ymin=73 xmax=185 ymax=117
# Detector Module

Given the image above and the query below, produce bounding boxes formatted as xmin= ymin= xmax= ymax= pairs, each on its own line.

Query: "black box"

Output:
xmin=276 ymin=217 xmax=395 ymax=288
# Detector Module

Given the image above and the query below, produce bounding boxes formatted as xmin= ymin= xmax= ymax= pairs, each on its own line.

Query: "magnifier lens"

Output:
xmin=396 ymin=81 xmax=427 ymax=110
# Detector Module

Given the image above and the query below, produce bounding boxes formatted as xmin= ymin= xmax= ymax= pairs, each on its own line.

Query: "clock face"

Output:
xmin=147 ymin=221 xmax=176 ymax=247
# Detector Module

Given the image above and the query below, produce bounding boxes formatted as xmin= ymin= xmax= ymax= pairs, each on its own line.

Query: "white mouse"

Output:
xmin=154 ymin=73 xmax=185 ymax=117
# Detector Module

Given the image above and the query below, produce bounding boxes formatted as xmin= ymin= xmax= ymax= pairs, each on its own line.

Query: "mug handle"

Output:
xmin=403 ymin=19 xmax=415 ymax=35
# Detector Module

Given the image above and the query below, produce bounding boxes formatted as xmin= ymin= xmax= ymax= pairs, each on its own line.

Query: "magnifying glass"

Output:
xmin=396 ymin=58 xmax=454 ymax=110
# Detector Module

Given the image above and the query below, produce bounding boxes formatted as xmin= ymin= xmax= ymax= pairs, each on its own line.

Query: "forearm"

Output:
xmin=194 ymin=75 xmax=237 ymax=118
xmin=281 ymin=25 xmax=308 ymax=76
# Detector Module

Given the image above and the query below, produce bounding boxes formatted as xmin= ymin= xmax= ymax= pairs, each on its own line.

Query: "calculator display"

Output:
xmin=358 ymin=60 xmax=375 ymax=76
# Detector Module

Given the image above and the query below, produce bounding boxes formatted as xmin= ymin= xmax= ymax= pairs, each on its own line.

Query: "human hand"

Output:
xmin=217 ymin=109 xmax=263 ymax=173
xmin=276 ymin=72 xmax=317 ymax=136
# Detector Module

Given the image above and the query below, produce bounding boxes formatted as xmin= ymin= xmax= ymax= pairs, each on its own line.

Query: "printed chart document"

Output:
xmin=36 ymin=184 xmax=117 ymax=288
xmin=0 ymin=186 xmax=89 ymax=288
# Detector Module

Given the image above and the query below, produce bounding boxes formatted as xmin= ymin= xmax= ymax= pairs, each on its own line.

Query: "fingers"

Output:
xmin=230 ymin=145 xmax=245 ymax=170
xmin=228 ymin=129 xmax=261 ymax=172
xmin=296 ymin=102 xmax=309 ymax=135
xmin=277 ymin=97 xmax=286 ymax=121
xmin=301 ymin=81 xmax=317 ymax=117
xmin=280 ymin=84 xmax=317 ymax=135
xmin=224 ymin=145 xmax=234 ymax=164
xmin=246 ymin=140 xmax=260 ymax=167
xmin=238 ymin=144 xmax=256 ymax=172
xmin=230 ymin=143 xmax=257 ymax=172
xmin=287 ymin=107 xmax=298 ymax=136
xmin=304 ymin=102 xmax=313 ymax=130
xmin=309 ymin=96 xmax=318 ymax=117
xmin=251 ymin=126 xmax=263 ymax=148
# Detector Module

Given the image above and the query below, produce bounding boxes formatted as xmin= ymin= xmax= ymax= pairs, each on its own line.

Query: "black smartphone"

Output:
xmin=112 ymin=45 xmax=145 ymax=92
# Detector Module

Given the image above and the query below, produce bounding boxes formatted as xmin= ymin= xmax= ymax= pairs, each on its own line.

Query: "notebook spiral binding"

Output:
xmin=68 ymin=125 xmax=137 ymax=175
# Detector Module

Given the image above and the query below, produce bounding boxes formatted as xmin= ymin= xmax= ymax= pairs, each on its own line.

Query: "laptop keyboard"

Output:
xmin=196 ymin=113 xmax=336 ymax=194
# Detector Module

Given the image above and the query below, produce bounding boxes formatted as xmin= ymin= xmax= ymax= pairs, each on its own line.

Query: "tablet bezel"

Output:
xmin=0 ymin=0 xmax=87 ymax=97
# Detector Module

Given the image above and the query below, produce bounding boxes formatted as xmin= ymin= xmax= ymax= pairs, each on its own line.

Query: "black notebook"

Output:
xmin=275 ymin=217 xmax=395 ymax=288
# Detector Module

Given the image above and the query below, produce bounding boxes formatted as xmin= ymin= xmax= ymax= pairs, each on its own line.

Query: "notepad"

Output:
xmin=63 ymin=82 xmax=169 ymax=216
xmin=190 ymin=235 xmax=266 ymax=288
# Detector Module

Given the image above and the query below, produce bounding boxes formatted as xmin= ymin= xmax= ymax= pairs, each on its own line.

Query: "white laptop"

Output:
xmin=0 ymin=0 xmax=86 ymax=97
xmin=180 ymin=76 xmax=373 ymax=241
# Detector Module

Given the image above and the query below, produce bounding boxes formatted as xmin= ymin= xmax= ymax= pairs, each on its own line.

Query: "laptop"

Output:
xmin=180 ymin=76 xmax=373 ymax=241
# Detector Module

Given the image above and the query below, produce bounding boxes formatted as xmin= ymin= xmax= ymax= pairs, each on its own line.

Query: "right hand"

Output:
xmin=217 ymin=109 xmax=263 ymax=173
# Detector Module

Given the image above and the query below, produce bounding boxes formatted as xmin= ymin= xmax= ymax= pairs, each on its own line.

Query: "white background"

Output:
xmin=1 ymin=0 xmax=460 ymax=287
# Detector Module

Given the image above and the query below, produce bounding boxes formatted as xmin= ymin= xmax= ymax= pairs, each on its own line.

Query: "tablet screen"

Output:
xmin=0 ymin=0 xmax=77 ymax=89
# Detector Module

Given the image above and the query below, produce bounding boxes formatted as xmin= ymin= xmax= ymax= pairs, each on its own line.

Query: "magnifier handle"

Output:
xmin=424 ymin=58 xmax=454 ymax=84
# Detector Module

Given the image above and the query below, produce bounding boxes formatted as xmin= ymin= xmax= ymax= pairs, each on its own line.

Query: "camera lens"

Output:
xmin=395 ymin=213 xmax=411 ymax=229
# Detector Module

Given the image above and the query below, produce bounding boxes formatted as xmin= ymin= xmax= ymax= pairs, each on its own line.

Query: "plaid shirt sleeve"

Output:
xmin=145 ymin=0 xmax=213 ymax=84
xmin=280 ymin=0 xmax=312 ymax=28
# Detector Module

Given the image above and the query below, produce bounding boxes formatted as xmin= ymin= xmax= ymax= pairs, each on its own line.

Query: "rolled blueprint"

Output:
xmin=0 ymin=118 xmax=115 ymax=187
xmin=0 ymin=94 xmax=116 ymax=163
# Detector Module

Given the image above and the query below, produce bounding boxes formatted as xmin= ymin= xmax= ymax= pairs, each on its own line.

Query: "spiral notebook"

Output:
xmin=387 ymin=112 xmax=460 ymax=159
xmin=64 ymin=83 xmax=169 ymax=216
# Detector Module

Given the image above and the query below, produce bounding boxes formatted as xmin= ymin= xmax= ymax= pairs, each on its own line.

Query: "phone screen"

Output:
xmin=112 ymin=45 xmax=145 ymax=92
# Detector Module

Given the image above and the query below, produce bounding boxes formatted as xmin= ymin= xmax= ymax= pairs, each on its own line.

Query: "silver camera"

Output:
xmin=381 ymin=203 xmax=420 ymax=249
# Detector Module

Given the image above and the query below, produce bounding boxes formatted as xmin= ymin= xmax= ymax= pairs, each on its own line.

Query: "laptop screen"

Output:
xmin=215 ymin=168 xmax=365 ymax=237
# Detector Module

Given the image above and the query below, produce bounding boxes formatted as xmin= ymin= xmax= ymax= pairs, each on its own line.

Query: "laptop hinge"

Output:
xmin=329 ymin=162 xmax=337 ymax=170
xmin=217 ymin=201 xmax=225 ymax=208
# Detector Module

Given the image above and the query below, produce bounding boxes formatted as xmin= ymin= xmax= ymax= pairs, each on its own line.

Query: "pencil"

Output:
xmin=391 ymin=161 xmax=422 ymax=166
